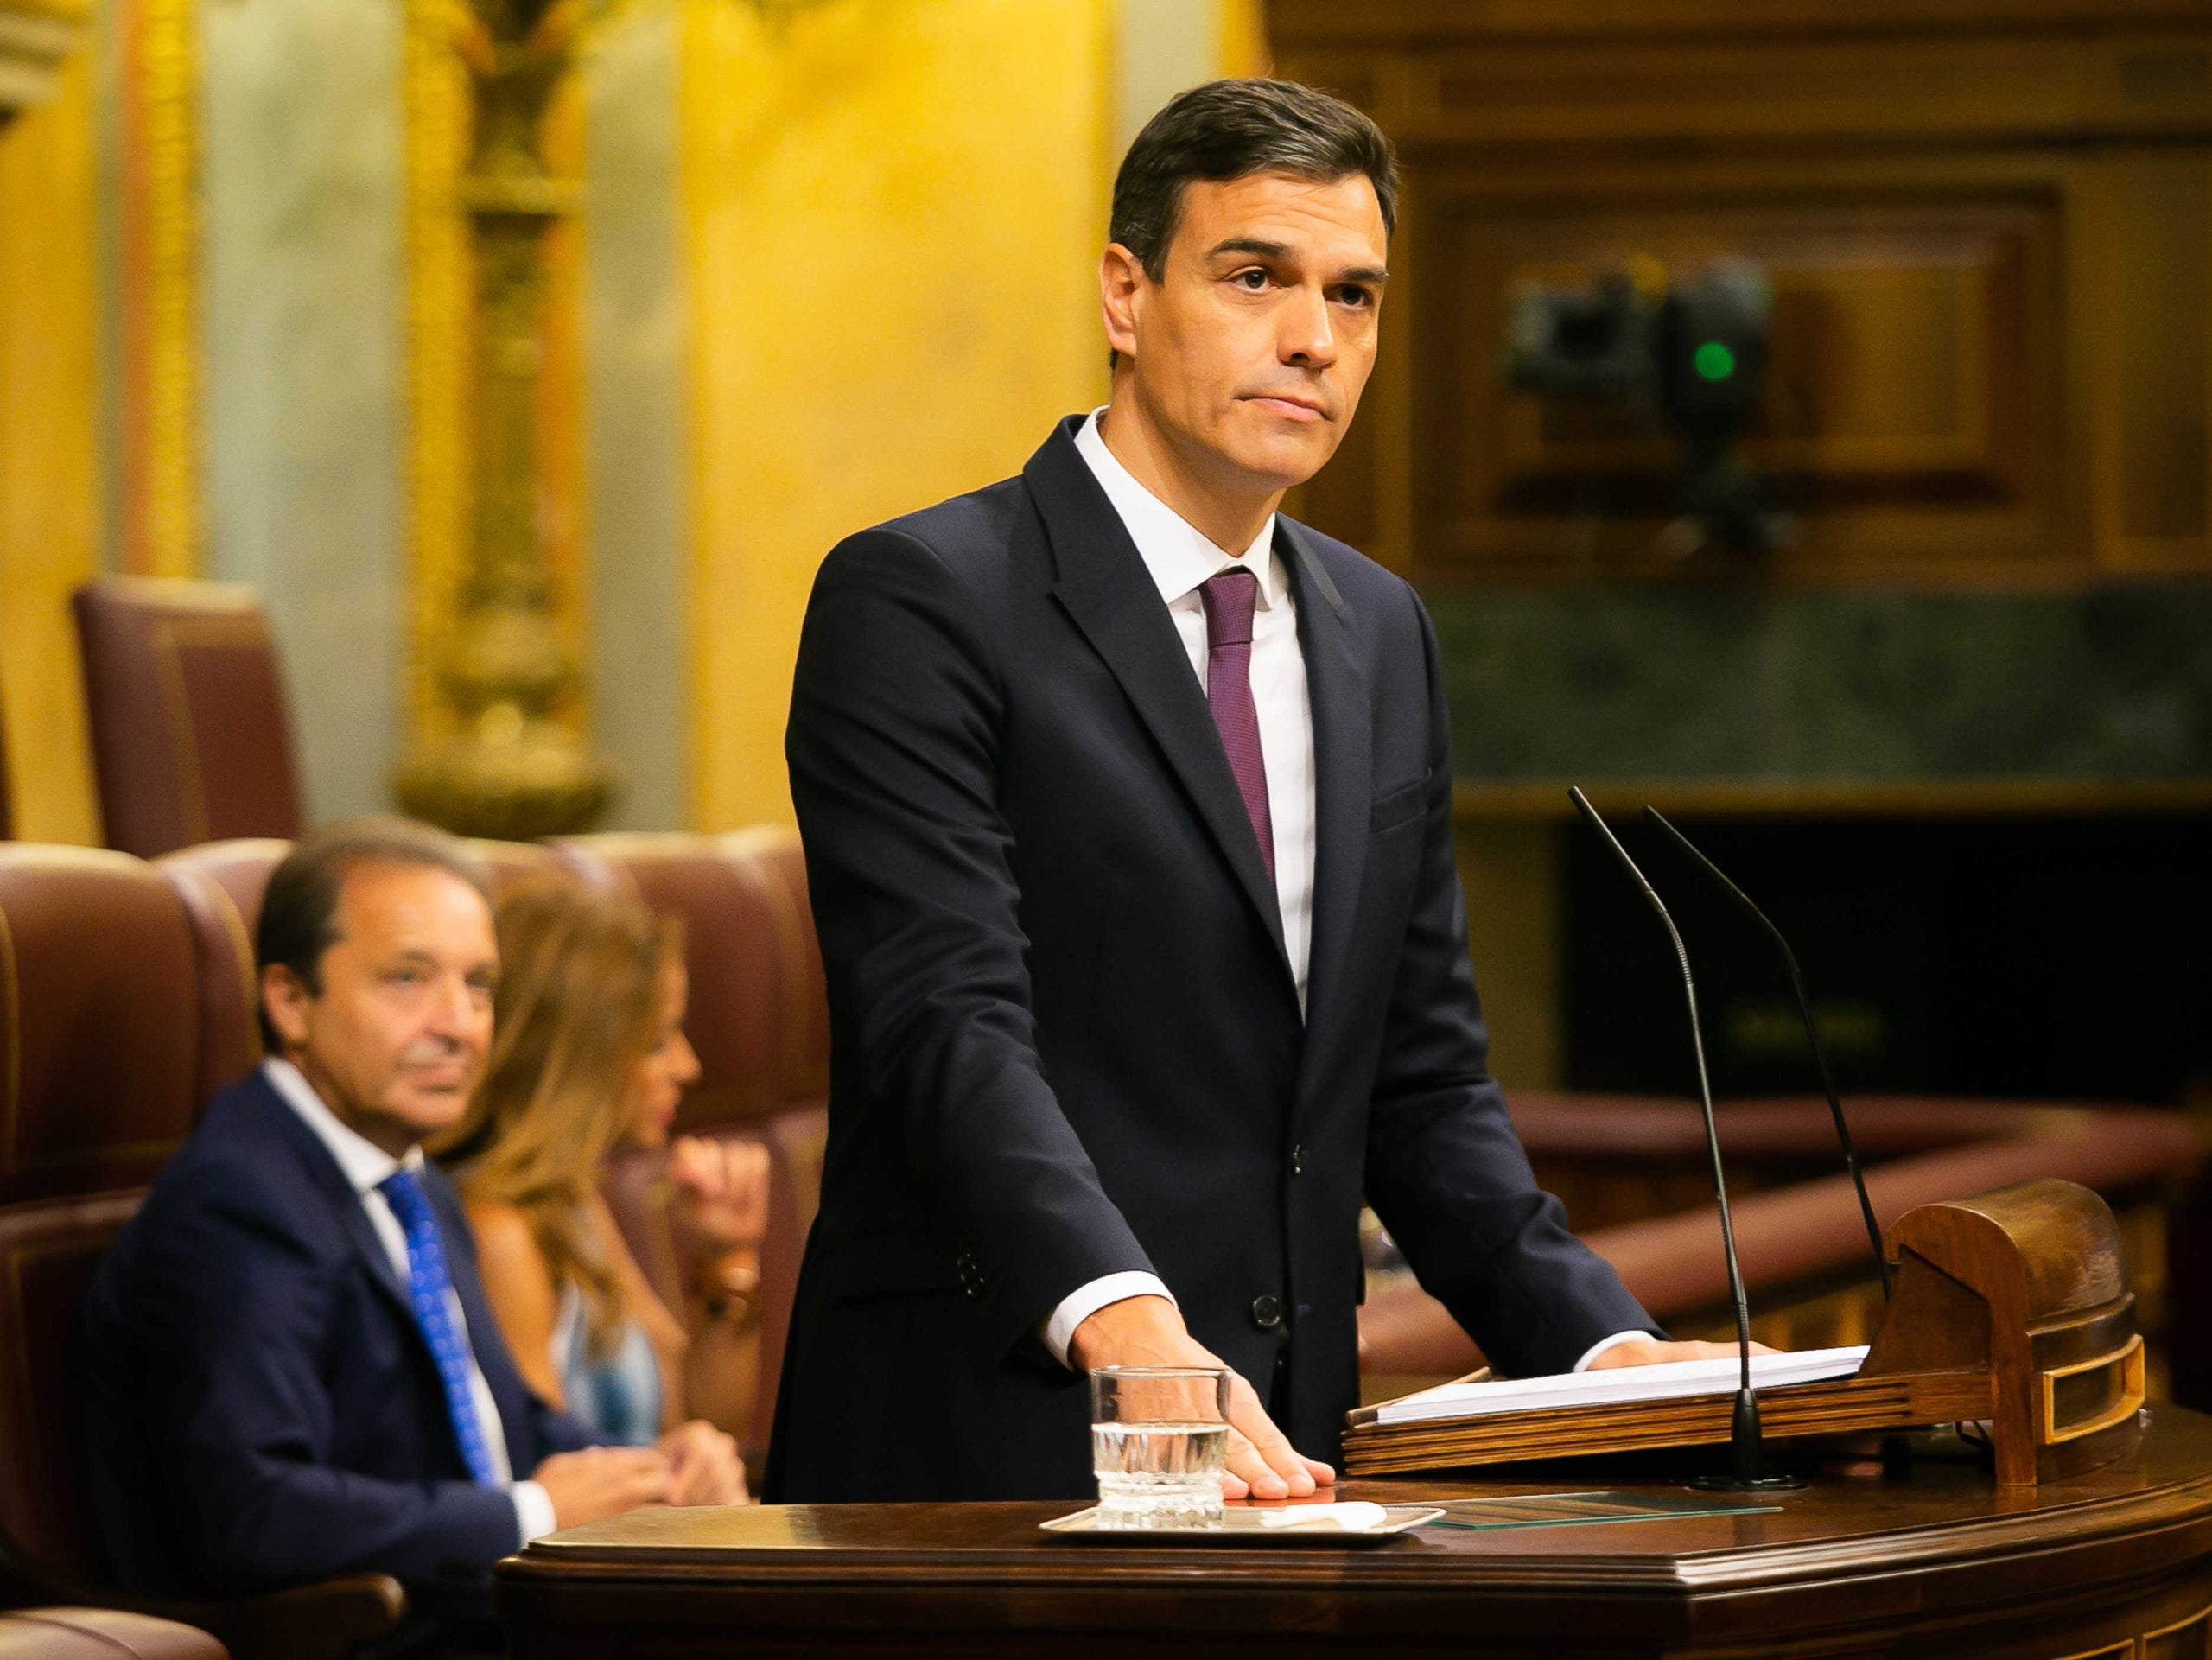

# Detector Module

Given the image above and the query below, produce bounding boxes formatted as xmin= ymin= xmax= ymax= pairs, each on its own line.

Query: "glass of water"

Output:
xmin=1090 ymin=1366 xmax=1230 ymax=1528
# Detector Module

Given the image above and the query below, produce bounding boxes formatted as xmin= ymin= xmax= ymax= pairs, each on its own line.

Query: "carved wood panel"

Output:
xmin=1420 ymin=177 xmax=2065 ymax=576
xmin=1273 ymin=1 xmax=2212 ymax=585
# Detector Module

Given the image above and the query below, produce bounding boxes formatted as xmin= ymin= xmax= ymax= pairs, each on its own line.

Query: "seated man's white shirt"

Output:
xmin=263 ymin=1058 xmax=558 ymax=1542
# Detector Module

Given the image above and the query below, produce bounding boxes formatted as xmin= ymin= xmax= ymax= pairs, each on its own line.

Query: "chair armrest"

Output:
xmin=0 ymin=1607 xmax=228 ymax=1660
xmin=111 ymin=1574 xmax=406 ymax=1660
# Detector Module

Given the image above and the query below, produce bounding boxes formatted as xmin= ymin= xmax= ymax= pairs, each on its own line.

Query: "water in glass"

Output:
xmin=1092 ymin=1421 xmax=1227 ymax=1523
xmin=1089 ymin=1366 xmax=1230 ymax=1527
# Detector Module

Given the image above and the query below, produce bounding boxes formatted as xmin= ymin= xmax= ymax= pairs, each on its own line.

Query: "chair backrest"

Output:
xmin=0 ymin=693 xmax=13 ymax=841
xmin=153 ymin=841 xmax=289 ymax=1110
xmin=72 ymin=578 xmax=304 ymax=859
xmin=0 ymin=1195 xmax=141 ymax=1593
xmin=0 ymin=846 xmax=213 ymax=1594
xmin=0 ymin=848 xmax=207 ymax=1205
xmin=552 ymin=830 xmax=827 ymax=1134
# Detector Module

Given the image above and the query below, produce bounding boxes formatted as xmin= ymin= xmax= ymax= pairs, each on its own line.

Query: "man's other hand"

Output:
xmin=1069 ymin=1294 xmax=1335 ymax=1503
xmin=534 ymin=1447 xmax=675 ymax=1529
xmin=1585 ymin=1339 xmax=1778 ymax=1370
xmin=658 ymin=1418 xmax=748 ymax=1506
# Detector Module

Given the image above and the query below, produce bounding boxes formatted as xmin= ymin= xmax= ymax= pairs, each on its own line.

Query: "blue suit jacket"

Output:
xmin=78 ymin=1070 xmax=601 ymax=1596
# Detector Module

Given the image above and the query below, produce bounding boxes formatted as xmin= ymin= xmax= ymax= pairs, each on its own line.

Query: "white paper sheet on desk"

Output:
xmin=1373 ymin=1345 xmax=1869 ymax=1427
xmin=1256 ymin=1502 xmax=1393 ymax=1530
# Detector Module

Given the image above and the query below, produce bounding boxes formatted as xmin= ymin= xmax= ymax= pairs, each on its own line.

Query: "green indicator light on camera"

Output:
xmin=1694 ymin=341 xmax=1737 ymax=383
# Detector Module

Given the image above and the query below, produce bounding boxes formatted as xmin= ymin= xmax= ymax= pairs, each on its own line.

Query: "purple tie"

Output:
xmin=1199 ymin=569 xmax=1274 ymax=885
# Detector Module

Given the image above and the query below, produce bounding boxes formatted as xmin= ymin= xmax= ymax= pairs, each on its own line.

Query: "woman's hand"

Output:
xmin=657 ymin=1419 xmax=748 ymax=1506
xmin=668 ymin=1135 xmax=772 ymax=1250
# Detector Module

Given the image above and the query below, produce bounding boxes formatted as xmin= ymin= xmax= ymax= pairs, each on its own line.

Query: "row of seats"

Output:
xmin=0 ymin=829 xmax=830 ymax=1659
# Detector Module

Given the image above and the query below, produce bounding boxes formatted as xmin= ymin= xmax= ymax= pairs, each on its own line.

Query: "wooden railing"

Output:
xmin=1359 ymin=1096 xmax=2201 ymax=1398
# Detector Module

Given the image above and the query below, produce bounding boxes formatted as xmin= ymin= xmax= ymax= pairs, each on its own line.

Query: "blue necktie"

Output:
xmin=378 ymin=1169 xmax=499 ymax=1486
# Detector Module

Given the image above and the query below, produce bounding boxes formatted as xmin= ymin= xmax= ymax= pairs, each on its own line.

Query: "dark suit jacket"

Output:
xmin=766 ymin=416 xmax=1656 ymax=1502
xmin=78 ymin=1069 xmax=601 ymax=1597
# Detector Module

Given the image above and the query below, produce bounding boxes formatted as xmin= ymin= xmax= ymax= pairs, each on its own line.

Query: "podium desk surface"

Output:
xmin=498 ymin=1407 xmax=2212 ymax=1659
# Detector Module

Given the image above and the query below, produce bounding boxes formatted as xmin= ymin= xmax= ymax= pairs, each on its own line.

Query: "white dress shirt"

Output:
xmin=263 ymin=1059 xmax=559 ymax=1543
xmin=1044 ymin=411 xmax=1646 ymax=1377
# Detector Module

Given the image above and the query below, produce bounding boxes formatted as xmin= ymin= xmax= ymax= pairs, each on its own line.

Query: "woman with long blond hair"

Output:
xmin=436 ymin=880 xmax=763 ymax=1472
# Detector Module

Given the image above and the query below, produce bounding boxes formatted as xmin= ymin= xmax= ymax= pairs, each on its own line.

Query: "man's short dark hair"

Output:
xmin=255 ymin=816 xmax=491 ymax=1053
xmin=1109 ymin=77 xmax=1398 ymax=285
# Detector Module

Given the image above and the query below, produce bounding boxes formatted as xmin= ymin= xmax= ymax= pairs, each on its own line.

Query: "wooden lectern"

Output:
xmin=498 ymin=1178 xmax=2211 ymax=1659
xmin=1343 ymin=1178 xmax=2146 ymax=1485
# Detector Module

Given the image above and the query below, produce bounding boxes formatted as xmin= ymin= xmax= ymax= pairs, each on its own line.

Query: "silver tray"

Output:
xmin=1039 ymin=1504 xmax=1445 ymax=1545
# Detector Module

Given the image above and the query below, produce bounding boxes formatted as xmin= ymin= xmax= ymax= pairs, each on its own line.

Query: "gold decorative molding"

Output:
xmin=403 ymin=0 xmax=474 ymax=754
xmin=114 ymin=0 xmax=198 ymax=577
xmin=0 ymin=0 xmax=83 ymax=119
xmin=395 ymin=0 xmax=613 ymax=837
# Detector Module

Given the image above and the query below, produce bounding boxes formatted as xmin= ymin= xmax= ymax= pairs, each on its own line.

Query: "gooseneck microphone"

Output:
xmin=1568 ymin=788 xmax=1802 ymax=1491
xmin=1641 ymin=807 xmax=1892 ymax=1300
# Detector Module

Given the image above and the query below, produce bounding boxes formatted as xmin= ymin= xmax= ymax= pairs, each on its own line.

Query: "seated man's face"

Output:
xmin=264 ymin=859 xmax=499 ymax=1154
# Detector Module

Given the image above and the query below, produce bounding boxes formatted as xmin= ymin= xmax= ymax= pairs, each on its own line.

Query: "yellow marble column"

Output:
xmin=113 ymin=0 xmax=200 ymax=578
xmin=0 ymin=0 xmax=100 ymax=842
xmin=678 ymin=0 xmax=1117 ymax=830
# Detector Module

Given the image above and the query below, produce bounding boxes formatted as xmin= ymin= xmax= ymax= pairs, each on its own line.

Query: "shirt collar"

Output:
xmin=264 ymin=1057 xmax=426 ymax=1195
xmin=1073 ymin=408 xmax=1284 ymax=611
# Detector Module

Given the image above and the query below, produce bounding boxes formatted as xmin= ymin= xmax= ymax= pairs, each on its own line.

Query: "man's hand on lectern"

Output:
xmin=1585 ymin=1338 xmax=1779 ymax=1370
xmin=1069 ymin=1294 xmax=1337 ymax=1502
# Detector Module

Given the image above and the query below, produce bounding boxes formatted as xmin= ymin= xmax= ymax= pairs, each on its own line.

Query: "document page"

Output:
xmin=1373 ymin=1345 xmax=1869 ymax=1427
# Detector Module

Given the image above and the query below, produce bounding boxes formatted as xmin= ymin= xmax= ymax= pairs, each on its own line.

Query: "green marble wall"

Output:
xmin=200 ymin=0 xmax=405 ymax=821
xmin=1427 ymin=583 xmax=2212 ymax=782
xmin=195 ymin=0 xmax=691 ymax=828
xmin=582 ymin=3 xmax=687 ymax=831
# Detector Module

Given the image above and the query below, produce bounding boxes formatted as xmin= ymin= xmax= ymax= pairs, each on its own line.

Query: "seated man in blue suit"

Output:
xmin=79 ymin=817 xmax=742 ymax=1652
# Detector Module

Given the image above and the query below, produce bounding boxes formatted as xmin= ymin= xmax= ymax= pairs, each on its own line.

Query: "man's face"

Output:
xmin=1107 ymin=169 xmax=1389 ymax=497
xmin=262 ymin=860 xmax=498 ymax=1154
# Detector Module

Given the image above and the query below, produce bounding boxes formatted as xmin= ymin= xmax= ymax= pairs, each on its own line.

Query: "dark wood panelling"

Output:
xmin=1272 ymin=1 xmax=2212 ymax=585
xmin=1423 ymin=178 xmax=2065 ymax=576
xmin=1272 ymin=0 xmax=2212 ymax=47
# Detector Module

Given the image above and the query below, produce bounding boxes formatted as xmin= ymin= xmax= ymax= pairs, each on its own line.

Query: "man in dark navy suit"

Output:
xmin=79 ymin=819 xmax=741 ymax=1654
xmin=770 ymin=80 xmax=1744 ymax=1507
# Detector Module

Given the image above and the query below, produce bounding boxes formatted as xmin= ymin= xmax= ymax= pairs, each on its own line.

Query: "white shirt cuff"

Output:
xmin=1041 ymin=1271 xmax=1176 ymax=1369
xmin=1572 ymin=1330 xmax=1654 ymax=1372
xmin=511 ymin=1479 xmax=558 ymax=1544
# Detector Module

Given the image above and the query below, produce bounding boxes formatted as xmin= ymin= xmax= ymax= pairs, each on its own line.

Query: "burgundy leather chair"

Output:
xmin=0 ymin=704 xmax=13 ymax=841
xmin=0 ymin=846 xmax=402 ymax=1659
xmin=553 ymin=829 xmax=830 ymax=1460
xmin=151 ymin=841 xmax=286 ymax=1110
xmin=72 ymin=581 xmax=305 ymax=861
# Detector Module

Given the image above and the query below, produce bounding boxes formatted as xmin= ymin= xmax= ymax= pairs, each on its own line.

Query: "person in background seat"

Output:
xmin=435 ymin=882 xmax=768 ymax=1454
xmin=79 ymin=818 xmax=743 ymax=1659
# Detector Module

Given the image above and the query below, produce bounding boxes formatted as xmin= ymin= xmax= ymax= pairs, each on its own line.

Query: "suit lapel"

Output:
xmin=1279 ymin=518 xmax=1372 ymax=1049
xmin=252 ymin=1076 xmax=416 ymax=1319
xmin=1028 ymin=421 xmax=1291 ymax=970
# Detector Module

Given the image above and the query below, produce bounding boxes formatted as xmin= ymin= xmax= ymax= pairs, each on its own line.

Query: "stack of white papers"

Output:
xmin=1373 ymin=1345 xmax=1869 ymax=1427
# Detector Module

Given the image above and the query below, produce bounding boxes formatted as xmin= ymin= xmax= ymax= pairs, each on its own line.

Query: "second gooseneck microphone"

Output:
xmin=1641 ymin=807 xmax=1891 ymax=1300
xmin=1568 ymin=787 xmax=1802 ymax=1491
